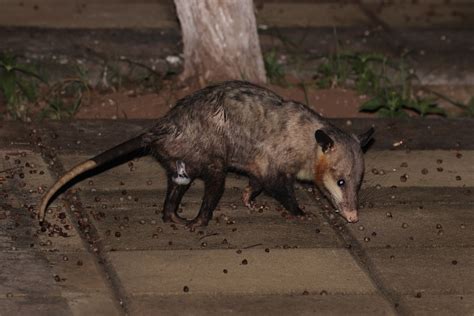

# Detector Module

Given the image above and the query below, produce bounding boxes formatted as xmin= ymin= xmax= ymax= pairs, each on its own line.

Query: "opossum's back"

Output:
xmin=151 ymin=81 xmax=320 ymax=161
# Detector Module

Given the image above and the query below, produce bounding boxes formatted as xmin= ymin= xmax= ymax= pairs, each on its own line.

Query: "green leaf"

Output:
xmin=360 ymin=97 xmax=384 ymax=112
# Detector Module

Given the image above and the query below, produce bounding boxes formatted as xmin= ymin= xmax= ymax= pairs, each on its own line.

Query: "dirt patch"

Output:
xmin=74 ymin=82 xmax=371 ymax=120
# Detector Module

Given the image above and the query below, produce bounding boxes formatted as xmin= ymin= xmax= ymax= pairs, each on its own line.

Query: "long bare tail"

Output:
xmin=38 ymin=134 xmax=148 ymax=223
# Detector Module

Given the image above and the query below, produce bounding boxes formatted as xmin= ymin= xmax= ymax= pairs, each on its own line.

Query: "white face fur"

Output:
xmin=322 ymin=173 xmax=344 ymax=205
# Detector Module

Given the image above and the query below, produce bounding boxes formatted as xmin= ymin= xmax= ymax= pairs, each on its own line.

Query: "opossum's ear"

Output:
xmin=315 ymin=130 xmax=334 ymax=153
xmin=357 ymin=127 xmax=375 ymax=149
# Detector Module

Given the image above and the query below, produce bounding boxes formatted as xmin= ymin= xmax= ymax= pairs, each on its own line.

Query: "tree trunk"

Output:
xmin=174 ymin=0 xmax=266 ymax=86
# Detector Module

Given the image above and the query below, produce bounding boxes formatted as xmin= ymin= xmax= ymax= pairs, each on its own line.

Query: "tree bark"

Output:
xmin=174 ymin=0 xmax=266 ymax=86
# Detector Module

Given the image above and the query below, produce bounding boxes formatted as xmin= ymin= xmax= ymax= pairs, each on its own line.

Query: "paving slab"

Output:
xmin=364 ymin=150 xmax=473 ymax=188
xmin=366 ymin=247 xmax=474 ymax=295
xmin=129 ymin=293 xmax=395 ymax=316
xmin=108 ymin=248 xmax=375 ymax=296
xmin=0 ymin=150 xmax=121 ymax=314
xmin=349 ymin=203 xmax=474 ymax=248
xmin=0 ymin=123 xmax=37 ymax=150
xmin=399 ymin=294 xmax=474 ymax=316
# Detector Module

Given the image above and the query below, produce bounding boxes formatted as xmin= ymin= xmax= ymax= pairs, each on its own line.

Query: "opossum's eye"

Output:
xmin=337 ymin=179 xmax=345 ymax=187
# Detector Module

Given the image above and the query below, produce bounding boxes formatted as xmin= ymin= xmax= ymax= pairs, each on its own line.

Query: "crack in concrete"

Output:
xmin=37 ymin=128 xmax=129 ymax=316
xmin=307 ymin=189 xmax=402 ymax=315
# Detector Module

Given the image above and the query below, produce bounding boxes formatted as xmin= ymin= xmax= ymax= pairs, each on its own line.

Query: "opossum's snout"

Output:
xmin=340 ymin=209 xmax=359 ymax=223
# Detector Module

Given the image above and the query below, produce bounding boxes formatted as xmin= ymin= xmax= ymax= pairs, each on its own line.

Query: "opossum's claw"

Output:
xmin=241 ymin=188 xmax=256 ymax=209
xmin=186 ymin=217 xmax=210 ymax=230
xmin=162 ymin=212 xmax=189 ymax=225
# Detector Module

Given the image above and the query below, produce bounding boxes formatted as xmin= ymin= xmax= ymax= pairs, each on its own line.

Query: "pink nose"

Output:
xmin=344 ymin=212 xmax=359 ymax=223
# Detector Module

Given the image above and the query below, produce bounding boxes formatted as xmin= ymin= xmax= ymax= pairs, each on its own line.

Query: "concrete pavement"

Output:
xmin=0 ymin=118 xmax=473 ymax=315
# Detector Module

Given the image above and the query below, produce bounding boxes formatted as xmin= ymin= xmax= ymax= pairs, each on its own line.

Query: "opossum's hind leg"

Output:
xmin=187 ymin=170 xmax=226 ymax=229
xmin=242 ymin=177 xmax=263 ymax=209
xmin=264 ymin=173 xmax=305 ymax=217
xmin=162 ymin=175 xmax=192 ymax=225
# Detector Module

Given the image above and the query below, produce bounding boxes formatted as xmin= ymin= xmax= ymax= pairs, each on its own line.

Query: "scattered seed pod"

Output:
xmin=386 ymin=212 xmax=393 ymax=218
xmin=364 ymin=237 xmax=370 ymax=242
xmin=436 ymin=224 xmax=442 ymax=229
xmin=455 ymin=176 xmax=462 ymax=181
xmin=183 ymin=286 xmax=189 ymax=293
xmin=415 ymin=292 xmax=422 ymax=298
xmin=320 ymin=290 xmax=328 ymax=296
xmin=452 ymin=260 xmax=458 ymax=265
xmin=421 ymin=168 xmax=428 ymax=175
xmin=400 ymin=174 xmax=408 ymax=182
xmin=437 ymin=167 xmax=444 ymax=172
xmin=265 ymin=248 xmax=270 ymax=253
xmin=456 ymin=153 xmax=462 ymax=159
xmin=223 ymin=269 xmax=228 ymax=274
xmin=400 ymin=162 xmax=408 ymax=168
xmin=302 ymin=290 xmax=309 ymax=295
xmin=436 ymin=159 xmax=443 ymax=164
xmin=241 ymin=259 xmax=248 ymax=265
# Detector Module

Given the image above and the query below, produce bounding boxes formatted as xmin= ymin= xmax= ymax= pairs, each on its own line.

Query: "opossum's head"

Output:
xmin=314 ymin=127 xmax=374 ymax=223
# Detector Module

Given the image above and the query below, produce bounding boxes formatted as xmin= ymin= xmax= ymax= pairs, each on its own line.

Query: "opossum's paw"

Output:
xmin=241 ymin=186 xmax=256 ymax=209
xmin=162 ymin=212 xmax=189 ymax=225
xmin=185 ymin=217 xmax=210 ymax=230
xmin=284 ymin=208 xmax=307 ymax=220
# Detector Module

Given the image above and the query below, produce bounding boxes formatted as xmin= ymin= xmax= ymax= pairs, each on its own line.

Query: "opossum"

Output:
xmin=38 ymin=80 xmax=374 ymax=227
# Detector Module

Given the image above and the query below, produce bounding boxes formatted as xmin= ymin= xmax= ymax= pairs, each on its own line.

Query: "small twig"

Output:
xmin=199 ymin=232 xmax=219 ymax=240
xmin=243 ymin=243 xmax=263 ymax=249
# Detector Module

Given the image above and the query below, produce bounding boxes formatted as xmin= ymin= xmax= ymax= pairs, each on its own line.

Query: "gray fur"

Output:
xmin=151 ymin=81 xmax=326 ymax=179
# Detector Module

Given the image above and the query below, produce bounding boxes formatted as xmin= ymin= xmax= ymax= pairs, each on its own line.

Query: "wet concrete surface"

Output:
xmin=0 ymin=118 xmax=473 ymax=315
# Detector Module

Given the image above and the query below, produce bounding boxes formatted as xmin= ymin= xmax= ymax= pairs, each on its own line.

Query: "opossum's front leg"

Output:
xmin=264 ymin=174 xmax=305 ymax=217
xmin=187 ymin=170 xmax=226 ymax=229
xmin=242 ymin=177 xmax=263 ymax=209
xmin=162 ymin=175 xmax=191 ymax=225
